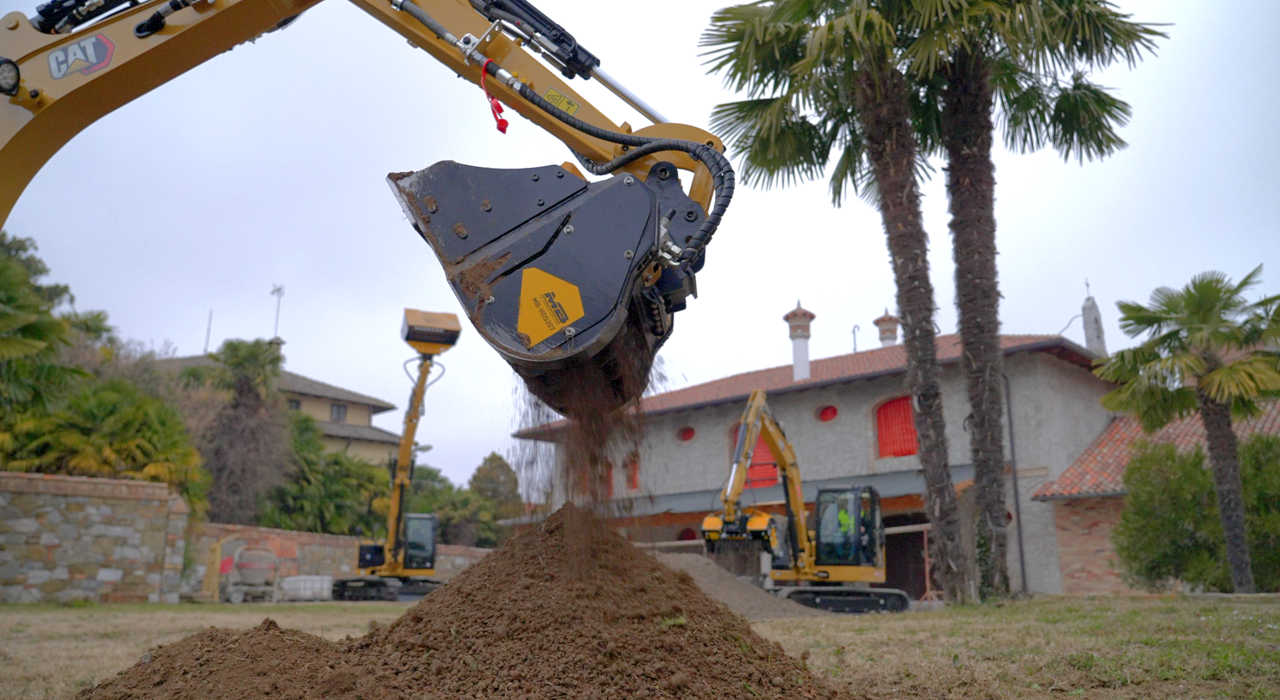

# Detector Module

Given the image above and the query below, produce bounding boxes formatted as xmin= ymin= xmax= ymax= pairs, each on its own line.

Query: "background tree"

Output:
xmin=1096 ymin=266 xmax=1280 ymax=593
xmin=1114 ymin=436 xmax=1280 ymax=592
xmin=258 ymin=413 xmax=389 ymax=536
xmin=1 ymin=377 xmax=209 ymax=515
xmin=468 ymin=452 xmax=523 ymax=521
xmin=0 ymin=256 xmax=78 ymax=414
xmin=1 ymin=230 xmax=71 ymax=308
xmin=183 ymin=339 xmax=288 ymax=524
xmin=406 ymin=465 xmax=501 ymax=548
xmin=924 ymin=0 xmax=1162 ymax=597
xmin=704 ymin=0 xmax=974 ymax=601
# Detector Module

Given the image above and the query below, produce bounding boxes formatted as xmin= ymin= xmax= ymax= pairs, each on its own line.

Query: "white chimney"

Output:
xmin=1082 ymin=294 xmax=1107 ymax=358
xmin=873 ymin=309 xmax=900 ymax=347
xmin=784 ymin=301 xmax=815 ymax=382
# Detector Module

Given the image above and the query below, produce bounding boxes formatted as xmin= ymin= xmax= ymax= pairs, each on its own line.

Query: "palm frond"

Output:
xmin=1048 ymin=71 xmax=1130 ymax=163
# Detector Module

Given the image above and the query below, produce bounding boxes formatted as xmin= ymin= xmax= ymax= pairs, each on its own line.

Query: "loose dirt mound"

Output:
xmin=657 ymin=552 xmax=828 ymax=621
xmin=83 ymin=505 xmax=845 ymax=700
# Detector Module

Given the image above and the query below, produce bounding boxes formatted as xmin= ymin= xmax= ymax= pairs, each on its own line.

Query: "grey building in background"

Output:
xmin=518 ymin=300 xmax=1116 ymax=598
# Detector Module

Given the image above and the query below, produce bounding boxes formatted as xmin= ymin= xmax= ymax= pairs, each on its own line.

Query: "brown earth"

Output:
xmin=81 ymin=505 xmax=846 ymax=700
xmin=656 ymin=552 xmax=827 ymax=622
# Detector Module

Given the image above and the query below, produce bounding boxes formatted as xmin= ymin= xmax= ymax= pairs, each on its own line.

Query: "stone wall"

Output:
xmin=184 ymin=524 xmax=491 ymax=601
xmin=0 ymin=472 xmax=189 ymax=604
xmin=1053 ymin=496 xmax=1132 ymax=594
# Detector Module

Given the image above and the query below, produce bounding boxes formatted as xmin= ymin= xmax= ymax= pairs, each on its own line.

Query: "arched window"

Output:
xmin=876 ymin=397 xmax=918 ymax=458
xmin=732 ymin=424 xmax=780 ymax=489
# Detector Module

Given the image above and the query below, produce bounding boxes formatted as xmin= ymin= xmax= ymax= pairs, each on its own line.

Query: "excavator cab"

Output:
xmin=401 ymin=513 xmax=438 ymax=571
xmin=813 ymin=486 xmax=881 ymax=569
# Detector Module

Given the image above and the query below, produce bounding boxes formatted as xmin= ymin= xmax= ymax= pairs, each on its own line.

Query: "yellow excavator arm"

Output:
xmin=702 ymin=390 xmax=910 ymax=612
xmin=1 ymin=0 xmax=736 ymax=416
xmin=0 ymin=0 xmax=720 ymax=224
xmin=701 ymin=389 xmax=814 ymax=573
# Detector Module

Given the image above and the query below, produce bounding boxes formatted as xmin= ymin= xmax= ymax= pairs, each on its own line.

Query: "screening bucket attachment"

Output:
xmin=389 ymin=160 xmax=704 ymax=417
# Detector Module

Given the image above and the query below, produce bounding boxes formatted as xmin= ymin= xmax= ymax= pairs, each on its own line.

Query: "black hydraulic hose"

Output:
xmin=509 ymin=77 xmax=735 ymax=263
xmin=397 ymin=0 xmax=734 ymax=261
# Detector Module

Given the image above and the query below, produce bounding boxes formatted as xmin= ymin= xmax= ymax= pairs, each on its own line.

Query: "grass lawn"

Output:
xmin=1 ymin=595 xmax=1277 ymax=699
xmin=761 ymin=595 xmax=1280 ymax=699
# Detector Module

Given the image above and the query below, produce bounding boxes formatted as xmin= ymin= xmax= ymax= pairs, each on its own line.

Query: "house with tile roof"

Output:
xmin=156 ymin=343 xmax=401 ymax=465
xmin=517 ymin=301 xmax=1121 ymax=598
xmin=1032 ymin=400 xmax=1280 ymax=594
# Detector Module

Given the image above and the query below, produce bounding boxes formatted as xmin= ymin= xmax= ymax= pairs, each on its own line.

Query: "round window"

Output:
xmin=677 ymin=426 xmax=696 ymax=442
xmin=816 ymin=405 xmax=839 ymax=422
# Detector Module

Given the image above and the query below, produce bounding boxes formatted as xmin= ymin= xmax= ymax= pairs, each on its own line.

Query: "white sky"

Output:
xmin=5 ymin=0 xmax=1278 ymax=487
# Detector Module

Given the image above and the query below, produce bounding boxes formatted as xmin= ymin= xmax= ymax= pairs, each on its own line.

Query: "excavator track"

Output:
xmin=775 ymin=587 xmax=911 ymax=614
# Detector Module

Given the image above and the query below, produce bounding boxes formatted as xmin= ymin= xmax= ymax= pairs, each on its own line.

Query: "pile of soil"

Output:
xmin=83 ymin=505 xmax=846 ymax=700
xmin=656 ymin=553 xmax=827 ymax=622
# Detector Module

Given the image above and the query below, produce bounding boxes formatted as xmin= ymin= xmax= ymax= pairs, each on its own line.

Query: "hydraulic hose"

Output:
xmin=509 ymin=78 xmax=735 ymax=263
xmin=395 ymin=0 xmax=734 ymax=261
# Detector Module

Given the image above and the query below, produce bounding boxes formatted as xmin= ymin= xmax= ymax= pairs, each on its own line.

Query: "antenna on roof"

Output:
xmin=271 ymin=284 xmax=285 ymax=338
xmin=203 ymin=309 xmax=213 ymax=354
xmin=852 ymin=324 xmax=860 ymax=353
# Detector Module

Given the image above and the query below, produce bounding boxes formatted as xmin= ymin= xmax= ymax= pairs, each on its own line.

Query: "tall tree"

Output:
xmin=469 ymin=452 xmax=523 ymax=521
xmin=929 ymin=0 xmax=1162 ymax=596
xmin=704 ymin=0 xmax=975 ymax=601
xmin=182 ymin=339 xmax=288 ymax=524
xmin=1095 ymin=266 xmax=1280 ymax=593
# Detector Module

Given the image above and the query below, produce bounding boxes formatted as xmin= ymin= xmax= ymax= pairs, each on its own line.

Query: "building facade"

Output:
xmin=520 ymin=303 xmax=1119 ymax=597
xmin=159 ymin=347 xmax=402 ymax=465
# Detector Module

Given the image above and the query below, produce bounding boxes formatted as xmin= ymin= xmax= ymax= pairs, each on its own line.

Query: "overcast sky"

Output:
xmin=5 ymin=0 xmax=1278 ymax=487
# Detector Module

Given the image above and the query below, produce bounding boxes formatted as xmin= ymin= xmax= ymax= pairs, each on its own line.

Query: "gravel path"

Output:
xmin=656 ymin=552 xmax=828 ymax=621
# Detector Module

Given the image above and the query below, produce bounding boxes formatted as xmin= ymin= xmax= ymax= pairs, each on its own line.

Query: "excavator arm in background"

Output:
xmin=0 ymin=0 xmax=735 ymax=416
xmin=701 ymin=389 xmax=911 ymax=613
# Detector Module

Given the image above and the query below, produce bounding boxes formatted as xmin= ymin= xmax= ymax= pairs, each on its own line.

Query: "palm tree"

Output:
xmin=931 ymin=0 xmax=1162 ymax=597
xmin=183 ymin=339 xmax=287 ymax=524
xmin=703 ymin=0 xmax=975 ymax=602
xmin=2 ymin=378 xmax=208 ymax=514
xmin=1095 ymin=266 xmax=1280 ymax=593
xmin=0 ymin=256 xmax=77 ymax=414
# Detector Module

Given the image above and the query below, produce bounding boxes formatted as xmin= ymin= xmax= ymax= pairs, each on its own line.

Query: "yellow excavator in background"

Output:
xmin=333 ymin=308 xmax=459 ymax=601
xmin=0 ymin=0 xmax=734 ymax=417
xmin=702 ymin=390 xmax=911 ymax=613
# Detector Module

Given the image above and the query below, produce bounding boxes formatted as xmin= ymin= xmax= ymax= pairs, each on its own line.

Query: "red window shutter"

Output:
xmin=735 ymin=425 xmax=780 ymax=489
xmin=877 ymin=397 xmax=918 ymax=457
xmin=625 ymin=454 xmax=640 ymax=490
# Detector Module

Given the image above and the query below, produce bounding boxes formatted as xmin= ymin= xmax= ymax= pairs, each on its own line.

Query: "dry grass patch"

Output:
xmin=756 ymin=595 xmax=1280 ymax=699
xmin=0 ymin=601 xmax=411 ymax=700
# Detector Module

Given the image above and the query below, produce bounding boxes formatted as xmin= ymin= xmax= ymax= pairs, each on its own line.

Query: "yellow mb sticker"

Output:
xmin=517 ymin=268 xmax=585 ymax=348
xmin=542 ymin=88 xmax=581 ymax=116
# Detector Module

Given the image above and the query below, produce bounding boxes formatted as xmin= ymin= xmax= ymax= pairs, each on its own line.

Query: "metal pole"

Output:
xmin=588 ymin=67 xmax=669 ymax=125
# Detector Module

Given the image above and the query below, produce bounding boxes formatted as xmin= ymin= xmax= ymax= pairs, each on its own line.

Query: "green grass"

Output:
xmin=756 ymin=595 xmax=1280 ymax=699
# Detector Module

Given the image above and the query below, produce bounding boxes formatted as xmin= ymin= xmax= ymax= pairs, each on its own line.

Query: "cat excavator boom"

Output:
xmin=702 ymin=390 xmax=911 ymax=613
xmin=0 ymin=0 xmax=734 ymax=417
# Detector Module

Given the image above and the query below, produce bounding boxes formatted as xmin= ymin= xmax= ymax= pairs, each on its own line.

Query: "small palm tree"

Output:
xmin=0 ymin=257 xmax=78 ymax=413
xmin=1096 ymin=266 xmax=1280 ymax=593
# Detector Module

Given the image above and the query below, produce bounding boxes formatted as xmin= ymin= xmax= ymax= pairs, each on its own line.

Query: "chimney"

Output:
xmin=268 ymin=336 xmax=286 ymax=359
xmin=873 ymin=309 xmax=899 ymax=347
xmin=1082 ymin=295 xmax=1107 ymax=358
xmin=783 ymin=301 xmax=815 ymax=382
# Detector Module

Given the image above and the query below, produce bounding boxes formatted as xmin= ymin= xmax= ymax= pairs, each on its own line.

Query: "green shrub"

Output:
xmin=1114 ymin=435 xmax=1280 ymax=591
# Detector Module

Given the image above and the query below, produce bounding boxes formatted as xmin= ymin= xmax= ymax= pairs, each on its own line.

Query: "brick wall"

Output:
xmin=0 ymin=472 xmax=189 ymax=604
xmin=1053 ymin=496 xmax=1132 ymax=594
xmin=184 ymin=524 xmax=490 ymax=601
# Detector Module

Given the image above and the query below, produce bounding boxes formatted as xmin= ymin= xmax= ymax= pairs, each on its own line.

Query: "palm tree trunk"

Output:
xmin=942 ymin=51 xmax=1010 ymax=598
xmin=854 ymin=59 xmax=974 ymax=604
xmin=1196 ymin=391 xmax=1255 ymax=593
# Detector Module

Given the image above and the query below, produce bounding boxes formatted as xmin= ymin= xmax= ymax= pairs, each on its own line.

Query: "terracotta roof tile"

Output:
xmin=516 ymin=334 xmax=1091 ymax=439
xmin=1033 ymin=400 xmax=1280 ymax=500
